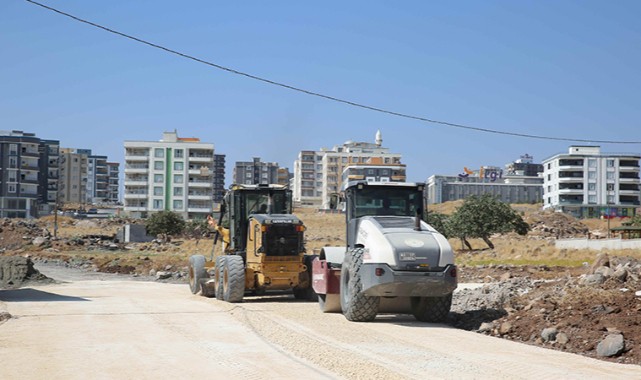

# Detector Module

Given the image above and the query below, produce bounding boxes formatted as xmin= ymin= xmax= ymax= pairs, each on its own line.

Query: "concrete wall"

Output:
xmin=555 ymin=237 xmax=641 ymax=250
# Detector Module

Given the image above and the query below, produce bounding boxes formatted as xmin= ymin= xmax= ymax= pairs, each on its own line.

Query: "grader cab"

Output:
xmin=188 ymin=184 xmax=317 ymax=302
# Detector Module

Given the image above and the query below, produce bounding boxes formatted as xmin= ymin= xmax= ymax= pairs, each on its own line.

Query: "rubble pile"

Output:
xmin=0 ymin=256 xmax=52 ymax=289
xmin=453 ymin=253 xmax=641 ymax=364
xmin=525 ymin=211 xmax=590 ymax=239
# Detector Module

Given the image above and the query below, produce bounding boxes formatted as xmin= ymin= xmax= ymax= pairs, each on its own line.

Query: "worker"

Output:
xmin=258 ymin=204 xmax=268 ymax=214
xmin=379 ymin=198 xmax=395 ymax=216
xmin=207 ymin=215 xmax=230 ymax=245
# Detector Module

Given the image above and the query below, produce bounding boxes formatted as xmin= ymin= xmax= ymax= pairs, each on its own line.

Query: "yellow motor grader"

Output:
xmin=188 ymin=184 xmax=317 ymax=302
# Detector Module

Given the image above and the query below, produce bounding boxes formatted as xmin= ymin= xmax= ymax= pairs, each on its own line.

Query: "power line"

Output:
xmin=25 ymin=0 xmax=641 ymax=145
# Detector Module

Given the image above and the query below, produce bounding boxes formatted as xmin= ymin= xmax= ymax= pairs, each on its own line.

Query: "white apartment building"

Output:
xmin=292 ymin=131 xmax=403 ymax=208
xmin=124 ymin=131 xmax=215 ymax=220
xmin=542 ymin=146 xmax=641 ymax=218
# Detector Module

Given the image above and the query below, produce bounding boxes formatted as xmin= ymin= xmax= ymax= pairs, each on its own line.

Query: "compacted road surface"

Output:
xmin=1 ymin=265 xmax=640 ymax=379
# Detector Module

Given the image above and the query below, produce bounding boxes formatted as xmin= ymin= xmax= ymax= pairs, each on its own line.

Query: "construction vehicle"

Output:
xmin=188 ymin=184 xmax=317 ymax=302
xmin=312 ymin=181 xmax=457 ymax=322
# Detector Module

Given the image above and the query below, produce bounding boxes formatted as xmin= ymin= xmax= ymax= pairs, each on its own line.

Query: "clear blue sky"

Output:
xmin=2 ymin=1 xmax=640 ymax=186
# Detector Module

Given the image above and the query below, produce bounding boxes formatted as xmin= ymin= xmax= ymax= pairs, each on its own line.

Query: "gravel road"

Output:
xmin=1 ymin=265 xmax=640 ymax=379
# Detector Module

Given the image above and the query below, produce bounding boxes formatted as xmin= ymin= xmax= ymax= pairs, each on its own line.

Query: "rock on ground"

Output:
xmin=596 ymin=334 xmax=625 ymax=357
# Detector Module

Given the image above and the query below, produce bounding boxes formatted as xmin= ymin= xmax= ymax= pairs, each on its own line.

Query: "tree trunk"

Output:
xmin=461 ymin=238 xmax=472 ymax=250
xmin=482 ymin=236 xmax=494 ymax=249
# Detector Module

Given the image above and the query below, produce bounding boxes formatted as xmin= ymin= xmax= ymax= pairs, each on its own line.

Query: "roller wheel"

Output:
xmin=411 ymin=294 xmax=452 ymax=323
xmin=340 ymin=248 xmax=379 ymax=322
xmin=188 ymin=255 xmax=207 ymax=295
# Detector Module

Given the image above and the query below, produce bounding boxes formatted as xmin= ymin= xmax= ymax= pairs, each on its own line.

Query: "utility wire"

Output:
xmin=26 ymin=0 xmax=641 ymax=145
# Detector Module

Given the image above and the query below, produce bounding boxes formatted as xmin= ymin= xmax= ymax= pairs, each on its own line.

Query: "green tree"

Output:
xmin=629 ymin=214 xmax=641 ymax=227
xmin=425 ymin=211 xmax=450 ymax=238
xmin=448 ymin=194 xmax=530 ymax=250
xmin=145 ymin=211 xmax=185 ymax=241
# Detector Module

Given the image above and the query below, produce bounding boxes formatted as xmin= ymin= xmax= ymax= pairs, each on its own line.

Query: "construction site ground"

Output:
xmin=1 ymin=205 xmax=641 ymax=376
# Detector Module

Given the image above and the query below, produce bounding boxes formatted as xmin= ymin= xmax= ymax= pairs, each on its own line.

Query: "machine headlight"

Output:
xmin=399 ymin=252 xmax=416 ymax=261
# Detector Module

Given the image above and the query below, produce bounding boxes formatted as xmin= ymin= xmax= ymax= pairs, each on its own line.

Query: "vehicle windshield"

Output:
xmin=245 ymin=190 xmax=290 ymax=218
xmin=352 ymin=187 xmax=422 ymax=218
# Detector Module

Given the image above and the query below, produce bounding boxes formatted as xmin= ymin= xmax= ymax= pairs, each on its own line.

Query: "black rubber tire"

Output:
xmin=223 ymin=255 xmax=245 ymax=303
xmin=214 ymin=256 xmax=225 ymax=300
xmin=188 ymin=255 xmax=207 ymax=295
xmin=340 ymin=248 xmax=379 ymax=322
xmin=411 ymin=293 xmax=453 ymax=323
xmin=293 ymin=287 xmax=307 ymax=300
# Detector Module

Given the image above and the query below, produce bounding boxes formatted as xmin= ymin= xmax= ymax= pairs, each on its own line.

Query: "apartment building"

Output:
xmin=0 ymin=130 xmax=59 ymax=218
xmin=292 ymin=131 xmax=403 ymax=208
xmin=59 ymin=148 xmax=90 ymax=204
xmin=233 ymin=157 xmax=283 ymax=186
xmin=124 ymin=131 xmax=216 ymax=219
xmin=87 ymin=154 xmax=108 ymax=204
xmin=213 ymin=154 xmax=226 ymax=203
xmin=542 ymin=146 xmax=641 ymax=218
xmin=427 ymin=155 xmax=544 ymax=205
xmin=107 ymin=162 xmax=120 ymax=204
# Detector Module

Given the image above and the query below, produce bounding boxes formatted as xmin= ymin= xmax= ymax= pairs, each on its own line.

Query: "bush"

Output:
xmin=145 ymin=211 xmax=185 ymax=239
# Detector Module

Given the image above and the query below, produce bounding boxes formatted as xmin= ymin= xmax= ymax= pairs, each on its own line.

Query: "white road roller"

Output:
xmin=312 ymin=181 xmax=457 ymax=322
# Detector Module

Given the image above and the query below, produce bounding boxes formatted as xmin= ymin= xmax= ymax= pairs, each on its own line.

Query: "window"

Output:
xmin=173 ymin=200 xmax=183 ymax=210
xmin=9 ymin=157 xmax=17 ymax=168
xmin=246 ymin=172 xmax=252 ymax=178
xmin=588 ymin=183 xmax=596 ymax=191
xmin=245 ymin=180 xmax=252 ymax=184
xmin=173 ymin=187 xmax=183 ymax=196
xmin=174 ymin=174 xmax=183 ymax=184
xmin=606 ymin=172 xmax=614 ymax=180
xmin=174 ymin=162 xmax=184 ymax=171
xmin=8 ymin=184 xmax=16 ymax=193
xmin=154 ymin=148 xmax=165 ymax=158
xmin=607 ymin=159 xmax=615 ymax=167
xmin=607 ymin=195 xmax=615 ymax=204
xmin=547 ymin=186 xmax=551 ymax=192
xmin=154 ymin=187 xmax=163 ymax=196
xmin=588 ymin=195 xmax=596 ymax=204
xmin=588 ymin=171 xmax=596 ymax=179
xmin=547 ymin=174 xmax=551 ymax=181
xmin=367 ymin=169 xmax=374 ymax=175
xmin=154 ymin=174 xmax=163 ymax=183
xmin=342 ymin=157 xmax=348 ymax=163
xmin=588 ymin=159 xmax=596 ymax=168
xmin=153 ymin=199 xmax=163 ymax=209
xmin=381 ymin=169 xmax=389 ymax=175
xmin=154 ymin=161 xmax=164 ymax=170
xmin=547 ymin=163 xmax=551 ymax=170
xmin=9 ymin=144 xmax=17 ymax=155
xmin=607 ymin=184 xmax=614 ymax=191
xmin=174 ymin=149 xmax=183 ymax=158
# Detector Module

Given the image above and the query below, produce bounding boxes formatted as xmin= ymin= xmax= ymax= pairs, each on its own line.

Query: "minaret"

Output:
xmin=375 ymin=130 xmax=382 ymax=146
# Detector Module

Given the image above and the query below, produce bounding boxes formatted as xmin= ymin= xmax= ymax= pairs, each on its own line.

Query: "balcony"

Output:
xmin=559 ymin=195 xmax=584 ymax=205
xmin=20 ymin=163 xmax=39 ymax=171
xmin=124 ymin=178 xmax=149 ymax=186
xmin=125 ymin=154 xmax=149 ymax=161
xmin=188 ymin=179 xmax=212 ymax=188
xmin=619 ymin=165 xmax=640 ymax=173
xmin=20 ymin=149 xmax=39 ymax=158
xmin=188 ymin=204 xmax=212 ymax=212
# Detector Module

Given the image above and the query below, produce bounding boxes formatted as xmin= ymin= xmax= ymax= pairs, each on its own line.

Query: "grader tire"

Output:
xmin=188 ymin=255 xmax=207 ymax=295
xmin=214 ymin=256 xmax=225 ymax=300
xmin=223 ymin=255 xmax=245 ymax=303
xmin=340 ymin=248 xmax=379 ymax=322
xmin=411 ymin=293 xmax=453 ymax=323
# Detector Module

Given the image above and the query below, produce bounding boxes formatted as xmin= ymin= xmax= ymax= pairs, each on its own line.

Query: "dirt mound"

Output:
xmin=459 ymin=255 xmax=641 ymax=364
xmin=0 ymin=256 xmax=52 ymax=289
xmin=525 ymin=210 xmax=589 ymax=239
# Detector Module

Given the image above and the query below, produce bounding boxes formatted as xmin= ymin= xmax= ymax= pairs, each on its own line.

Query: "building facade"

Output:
xmin=124 ymin=131 xmax=216 ymax=219
xmin=106 ymin=162 xmax=120 ymax=204
xmin=542 ymin=146 xmax=641 ymax=218
xmin=233 ymin=157 xmax=281 ymax=185
xmin=292 ymin=131 xmax=403 ymax=208
xmin=59 ymin=148 xmax=90 ymax=205
xmin=213 ymin=154 xmax=226 ymax=203
xmin=427 ymin=155 xmax=544 ymax=205
xmin=0 ymin=131 xmax=59 ymax=218
xmin=87 ymin=155 xmax=108 ymax=204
